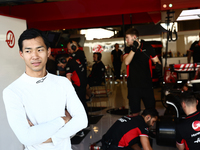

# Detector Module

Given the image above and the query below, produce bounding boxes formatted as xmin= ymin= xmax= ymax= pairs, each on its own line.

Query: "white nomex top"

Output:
xmin=3 ymin=72 xmax=88 ymax=150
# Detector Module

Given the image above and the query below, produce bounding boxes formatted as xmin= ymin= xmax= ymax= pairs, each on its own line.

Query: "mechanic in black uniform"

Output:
xmin=57 ymin=55 xmax=89 ymax=136
xmin=176 ymin=92 xmax=200 ymax=150
xmin=101 ymin=108 xmax=158 ymax=150
xmin=111 ymin=43 xmax=123 ymax=82
xmin=187 ymin=33 xmax=200 ymax=79
xmin=88 ymin=52 xmax=106 ymax=87
xmin=58 ymin=55 xmax=87 ymax=112
xmin=123 ymin=28 xmax=162 ymax=116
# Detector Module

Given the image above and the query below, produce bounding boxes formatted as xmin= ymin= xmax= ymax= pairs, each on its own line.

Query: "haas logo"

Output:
xmin=192 ymin=121 xmax=200 ymax=131
xmin=5 ymin=30 xmax=15 ymax=48
xmin=93 ymin=44 xmax=103 ymax=53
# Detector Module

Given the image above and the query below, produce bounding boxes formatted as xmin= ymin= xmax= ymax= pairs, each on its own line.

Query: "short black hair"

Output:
xmin=179 ymin=91 xmax=197 ymax=106
xmin=18 ymin=28 xmax=50 ymax=52
xmin=141 ymin=108 xmax=159 ymax=118
xmin=125 ymin=28 xmax=139 ymax=37
xmin=114 ymin=43 xmax=119 ymax=46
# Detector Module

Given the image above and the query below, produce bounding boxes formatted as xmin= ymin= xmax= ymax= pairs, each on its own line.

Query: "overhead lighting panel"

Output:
xmin=177 ymin=9 xmax=200 ymax=21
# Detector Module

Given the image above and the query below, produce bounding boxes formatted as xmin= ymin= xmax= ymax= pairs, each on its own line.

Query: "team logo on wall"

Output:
xmin=192 ymin=121 xmax=200 ymax=131
xmin=93 ymin=44 xmax=103 ymax=53
xmin=5 ymin=30 xmax=15 ymax=48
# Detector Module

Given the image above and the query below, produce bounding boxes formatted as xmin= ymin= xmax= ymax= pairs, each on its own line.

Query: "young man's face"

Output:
xmin=146 ymin=116 xmax=157 ymax=127
xmin=93 ymin=54 xmax=98 ymax=62
xmin=126 ymin=34 xmax=136 ymax=46
xmin=115 ymin=44 xmax=119 ymax=49
xmin=19 ymin=36 xmax=51 ymax=76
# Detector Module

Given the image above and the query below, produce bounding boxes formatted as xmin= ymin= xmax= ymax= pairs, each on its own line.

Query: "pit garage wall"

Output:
xmin=83 ymin=31 xmax=200 ymax=80
xmin=0 ymin=15 xmax=26 ymax=150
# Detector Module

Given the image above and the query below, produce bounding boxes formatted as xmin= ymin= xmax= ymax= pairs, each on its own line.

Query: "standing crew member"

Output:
xmin=57 ymin=55 xmax=88 ymax=116
xmin=3 ymin=28 xmax=88 ymax=150
xmin=176 ymin=92 xmax=200 ymax=150
xmin=67 ymin=40 xmax=87 ymax=77
xmin=88 ymin=52 xmax=106 ymax=87
xmin=57 ymin=54 xmax=89 ymax=136
xmin=187 ymin=33 xmax=200 ymax=64
xmin=102 ymin=108 xmax=158 ymax=150
xmin=123 ymin=28 xmax=162 ymax=116
xmin=111 ymin=43 xmax=123 ymax=82
xmin=187 ymin=33 xmax=200 ymax=79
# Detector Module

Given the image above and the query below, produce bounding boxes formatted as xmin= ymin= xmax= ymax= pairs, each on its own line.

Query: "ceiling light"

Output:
xmin=177 ymin=15 xmax=200 ymax=21
xmin=177 ymin=9 xmax=200 ymax=21
xmin=169 ymin=4 xmax=173 ymax=8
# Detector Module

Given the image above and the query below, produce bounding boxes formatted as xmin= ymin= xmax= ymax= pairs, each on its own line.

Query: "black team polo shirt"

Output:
xmin=124 ymin=40 xmax=156 ymax=88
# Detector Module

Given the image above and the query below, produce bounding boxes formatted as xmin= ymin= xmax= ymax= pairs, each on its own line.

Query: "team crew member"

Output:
xmin=123 ymin=28 xmax=161 ymax=116
xmin=88 ymin=52 xmax=106 ymax=87
xmin=111 ymin=43 xmax=123 ymax=82
xmin=57 ymin=55 xmax=89 ymax=137
xmin=187 ymin=33 xmax=200 ymax=64
xmin=3 ymin=28 xmax=88 ymax=150
xmin=176 ymin=92 xmax=200 ymax=150
xmin=67 ymin=40 xmax=87 ymax=77
xmin=187 ymin=33 xmax=200 ymax=79
xmin=101 ymin=108 xmax=158 ymax=150
xmin=58 ymin=55 xmax=88 ymax=113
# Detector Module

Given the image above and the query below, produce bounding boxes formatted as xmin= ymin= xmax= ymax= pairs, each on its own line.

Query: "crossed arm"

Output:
xmin=28 ymin=110 xmax=72 ymax=143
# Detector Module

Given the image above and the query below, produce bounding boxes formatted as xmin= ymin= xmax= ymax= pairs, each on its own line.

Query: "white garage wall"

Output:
xmin=0 ymin=15 xmax=26 ymax=150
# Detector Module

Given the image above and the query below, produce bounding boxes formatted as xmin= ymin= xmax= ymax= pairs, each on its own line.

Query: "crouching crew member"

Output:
xmin=101 ymin=108 xmax=158 ymax=150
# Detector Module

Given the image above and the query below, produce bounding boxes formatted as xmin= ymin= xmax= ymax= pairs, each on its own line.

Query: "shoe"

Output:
xmin=75 ymin=131 xmax=84 ymax=137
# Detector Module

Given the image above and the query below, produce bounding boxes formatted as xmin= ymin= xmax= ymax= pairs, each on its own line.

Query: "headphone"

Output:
xmin=70 ymin=41 xmax=77 ymax=51
xmin=94 ymin=52 xmax=102 ymax=61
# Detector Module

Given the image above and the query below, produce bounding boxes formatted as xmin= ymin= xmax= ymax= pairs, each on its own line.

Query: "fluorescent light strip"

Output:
xmin=180 ymin=9 xmax=200 ymax=16
xmin=177 ymin=15 xmax=200 ymax=21
xmin=177 ymin=9 xmax=200 ymax=21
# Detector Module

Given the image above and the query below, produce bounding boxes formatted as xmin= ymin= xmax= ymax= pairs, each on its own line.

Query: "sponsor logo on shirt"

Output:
xmin=81 ymin=68 xmax=84 ymax=72
xmin=142 ymin=49 xmax=146 ymax=52
xmin=66 ymin=67 xmax=70 ymax=70
xmin=76 ymin=59 xmax=81 ymax=64
xmin=124 ymin=116 xmax=131 ymax=120
xmin=118 ymin=118 xmax=127 ymax=122
xmin=191 ymin=131 xmax=200 ymax=137
xmin=194 ymin=137 xmax=200 ymax=143
xmin=36 ymin=76 xmax=47 ymax=84
xmin=192 ymin=121 xmax=200 ymax=131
